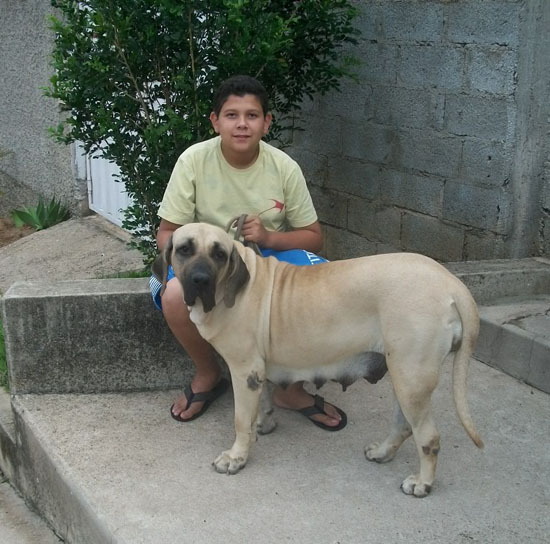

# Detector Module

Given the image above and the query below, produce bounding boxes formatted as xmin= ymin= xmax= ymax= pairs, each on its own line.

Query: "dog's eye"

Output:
xmin=214 ymin=249 xmax=227 ymax=261
xmin=177 ymin=244 xmax=191 ymax=255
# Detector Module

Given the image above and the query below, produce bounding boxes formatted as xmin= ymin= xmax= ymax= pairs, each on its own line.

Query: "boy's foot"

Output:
xmin=297 ymin=394 xmax=347 ymax=431
xmin=170 ymin=379 xmax=230 ymax=422
xmin=272 ymin=384 xmax=346 ymax=430
xmin=171 ymin=371 xmax=224 ymax=421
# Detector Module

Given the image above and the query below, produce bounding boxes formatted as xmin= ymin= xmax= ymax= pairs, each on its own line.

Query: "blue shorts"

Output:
xmin=149 ymin=248 xmax=328 ymax=311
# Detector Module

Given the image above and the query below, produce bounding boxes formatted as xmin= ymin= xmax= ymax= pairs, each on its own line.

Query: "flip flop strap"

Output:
xmin=183 ymin=382 xmax=222 ymax=410
xmin=298 ymin=394 xmax=326 ymax=417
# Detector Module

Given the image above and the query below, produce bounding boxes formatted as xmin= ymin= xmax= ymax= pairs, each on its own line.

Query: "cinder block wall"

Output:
xmin=290 ymin=0 xmax=550 ymax=261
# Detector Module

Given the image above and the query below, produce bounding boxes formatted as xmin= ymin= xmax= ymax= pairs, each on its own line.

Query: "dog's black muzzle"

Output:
xmin=182 ymin=259 xmax=217 ymax=313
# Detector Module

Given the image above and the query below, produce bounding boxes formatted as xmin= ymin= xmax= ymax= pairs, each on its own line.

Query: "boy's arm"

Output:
xmin=156 ymin=219 xmax=183 ymax=251
xmin=241 ymin=215 xmax=323 ymax=253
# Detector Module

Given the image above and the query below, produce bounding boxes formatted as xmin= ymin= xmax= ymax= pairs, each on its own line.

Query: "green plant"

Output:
xmin=46 ymin=0 xmax=360 ymax=263
xmin=11 ymin=196 xmax=71 ymax=231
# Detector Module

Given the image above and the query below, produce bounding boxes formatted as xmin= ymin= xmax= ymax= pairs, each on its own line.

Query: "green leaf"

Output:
xmin=12 ymin=209 xmax=37 ymax=228
xmin=11 ymin=196 xmax=71 ymax=231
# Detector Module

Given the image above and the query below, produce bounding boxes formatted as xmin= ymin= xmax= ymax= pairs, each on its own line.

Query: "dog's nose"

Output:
xmin=191 ymin=271 xmax=211 ymax=287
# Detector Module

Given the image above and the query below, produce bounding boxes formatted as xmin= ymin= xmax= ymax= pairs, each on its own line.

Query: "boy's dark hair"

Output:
xmin=212 ymin=75 xmax=269 ymax=116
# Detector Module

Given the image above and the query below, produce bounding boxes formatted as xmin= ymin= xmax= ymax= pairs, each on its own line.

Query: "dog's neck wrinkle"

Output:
xmin=188 ymin=302 xmax=209 ymax=327
xmin=188 ymin=295 xmax=233 ymax=342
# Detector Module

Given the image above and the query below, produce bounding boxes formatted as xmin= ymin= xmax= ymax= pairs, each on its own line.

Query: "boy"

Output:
xmin=151 ymin=75 xmax=346 ymax=430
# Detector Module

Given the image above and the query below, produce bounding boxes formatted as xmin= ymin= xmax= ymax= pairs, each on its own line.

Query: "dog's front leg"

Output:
xmin=213 ymin=364 xmax=265 ymax=475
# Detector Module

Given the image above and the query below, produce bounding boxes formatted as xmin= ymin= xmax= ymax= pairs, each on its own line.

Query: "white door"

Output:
xmin=75 ymin=142 xmax=132 ymax=228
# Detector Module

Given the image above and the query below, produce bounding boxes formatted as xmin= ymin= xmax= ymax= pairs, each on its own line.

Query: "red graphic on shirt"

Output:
xmin=258 ymin=199 xmax=285 ymax=216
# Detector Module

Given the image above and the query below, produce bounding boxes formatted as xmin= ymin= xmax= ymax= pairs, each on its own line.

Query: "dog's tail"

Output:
xmin=451 ymin=284 xmax=485 ymax=449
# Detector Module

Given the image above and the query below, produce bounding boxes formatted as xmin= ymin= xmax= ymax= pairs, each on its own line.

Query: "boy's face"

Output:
xmin=210 ymin=94 xmax=272 ymax=160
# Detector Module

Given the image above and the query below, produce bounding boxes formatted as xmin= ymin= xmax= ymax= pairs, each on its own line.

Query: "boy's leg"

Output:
xmin=159 ymin=270 xmax=342 ymax=427
xmin=260 ymin=249 xmax=343 ymax=429
xmin=161 ymin=278 xmax=222 ymax=420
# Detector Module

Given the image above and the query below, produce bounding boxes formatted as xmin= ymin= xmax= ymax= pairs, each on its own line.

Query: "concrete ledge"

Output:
xmin=3 ymin=363 xmax=550 ymax=543
xmin=0 ymin=389 xmax=17 ymax=483
xmin=475 ymin=296 xmax=550 ymax=394
xmin=446 ymin=257 xmax=550 ymax=305
xmin=444 ymin=258 xmax=550 ymax=393
xmin=8 ymin=395 xmax=113 ymax=543
xmin=0 ymin=279 xmax=193 ymax=394
xmin=2 ymin=258 xmax=549 ymax=396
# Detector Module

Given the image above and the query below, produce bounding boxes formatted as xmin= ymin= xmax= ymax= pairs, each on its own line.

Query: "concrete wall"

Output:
xmin=0 ymin=0 xmax=87 ymax=216
xmin=0 ymin=279 xmax=194 ymax=395
xmin=290 ymin=0 xmax=550 ymax=261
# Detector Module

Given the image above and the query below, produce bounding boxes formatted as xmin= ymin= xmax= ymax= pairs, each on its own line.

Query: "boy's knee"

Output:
xmin=161 ymin=279 xmax=188 ymax=318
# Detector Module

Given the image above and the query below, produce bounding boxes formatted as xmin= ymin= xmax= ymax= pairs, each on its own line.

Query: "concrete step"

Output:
xmin=2 ymin=258 xmax=550 ymax=396
xmin=1 ymin=257 xmax=549 ymax=542
xmin=449 ymin=256 xmax=550 ymax=393
xmin=4 ymin=362 xmax=550 ymax=544
xmin=1 ymin=394 xmax=61 ymax=543
xmin=476 ymin=295 xmax=550 ymax=393
xmin=0 ymin=476 xmax=61 ymax=544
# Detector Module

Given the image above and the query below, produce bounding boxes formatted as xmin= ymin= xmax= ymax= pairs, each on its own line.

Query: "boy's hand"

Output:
xmin=241 ymin=215 xmax=271 ymax=247
xmin=239 ymin=216 xmax=323 ymax=253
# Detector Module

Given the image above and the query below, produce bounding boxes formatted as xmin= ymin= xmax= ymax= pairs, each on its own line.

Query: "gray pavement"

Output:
xmin=0 ymin=214 xmax=144 ymax=295
xmin=0 ymin=474 xmax=61 ymax=544
xmin=0 ymin=214 xmax=143 ymax=543
xmin=0 ymin=214 xmax=549 ymax=543
xmin=9 ymin=362 xmax=550 ymax=543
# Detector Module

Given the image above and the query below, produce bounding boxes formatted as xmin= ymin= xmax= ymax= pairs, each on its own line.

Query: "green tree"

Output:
xmin=47 ymin=0 xmax=359 ymax=261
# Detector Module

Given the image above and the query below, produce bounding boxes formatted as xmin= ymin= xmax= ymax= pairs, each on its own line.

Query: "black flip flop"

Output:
xmin=298 ymin=394 xmax=347 ymax=431
xmin=170 ymin=378 xmax=230 ymax=422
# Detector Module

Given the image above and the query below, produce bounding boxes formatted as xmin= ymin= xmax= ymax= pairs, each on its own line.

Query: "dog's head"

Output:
xmin=152 ymin=223 xmax=250 ymax=313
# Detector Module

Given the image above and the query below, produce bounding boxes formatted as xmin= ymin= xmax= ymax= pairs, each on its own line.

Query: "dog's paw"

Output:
xmin=365 ymin=442 xmax=397 ymax=463
xmin=212 ymin=451 xmax=247 ymax=475
xmin=257 ymin=414 xmax=277 ymax=435
xmin=400 ymin=475 xmax=432 ymax=498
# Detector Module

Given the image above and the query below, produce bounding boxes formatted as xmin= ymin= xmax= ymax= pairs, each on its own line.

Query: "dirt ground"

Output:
xmin=0 ymin=217 xmax=35 ymax=248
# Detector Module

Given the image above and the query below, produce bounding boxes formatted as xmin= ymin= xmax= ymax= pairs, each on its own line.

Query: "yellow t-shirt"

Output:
xmin=158 ymin=136 xmax=317 ymax=232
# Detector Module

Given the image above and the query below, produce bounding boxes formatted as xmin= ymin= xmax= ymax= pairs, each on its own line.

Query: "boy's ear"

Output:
xmin=263 ymin=112 xmax=273 ymax=135
xmin=210 ymin=111 xmax=220 ymax=133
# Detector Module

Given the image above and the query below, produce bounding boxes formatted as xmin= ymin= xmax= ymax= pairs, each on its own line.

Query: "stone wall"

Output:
xmin=290 ymin=0 xmax=550 ymax=261
xmin=0 ymin=1 xmax=87 ymax=215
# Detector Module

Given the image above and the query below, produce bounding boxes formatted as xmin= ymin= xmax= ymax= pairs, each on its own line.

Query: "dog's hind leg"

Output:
xmin=365 ymin=394 xmax=412 ymax=463
xmin=391 ymin=372 xmax=441 ymax=498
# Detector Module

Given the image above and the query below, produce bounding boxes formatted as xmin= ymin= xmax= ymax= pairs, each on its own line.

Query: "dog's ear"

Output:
xmin=151 ymin=255 xmax=164 ymax=282
xmin=152 ymin=234 xmax=173 ymax=297
xmin=223 ymin=245 xmax=250 ymax=308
